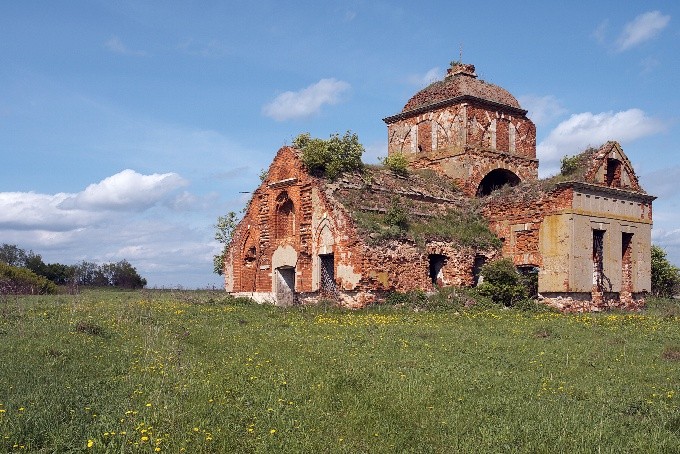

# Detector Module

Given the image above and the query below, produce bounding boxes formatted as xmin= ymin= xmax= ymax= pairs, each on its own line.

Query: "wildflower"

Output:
xmin=270 ymin=429 xmax=276 ymax=434
xmin=141 ymin=436 xmax=149 ymax=442
xmin=87 ymin=440 xmax=94 ymax=448
xmin=155 ymin=448 xmax=161 ymax=452
xmin=146 ymin=403 xmax=152 ymax=407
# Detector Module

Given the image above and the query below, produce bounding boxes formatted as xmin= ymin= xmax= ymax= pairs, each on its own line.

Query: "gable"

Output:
xmin=584 ymin=141 xmax=643 ymax=192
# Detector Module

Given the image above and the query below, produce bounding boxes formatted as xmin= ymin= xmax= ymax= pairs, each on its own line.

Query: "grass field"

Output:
xmin=1 ymin=290 xmax=680 ymax=453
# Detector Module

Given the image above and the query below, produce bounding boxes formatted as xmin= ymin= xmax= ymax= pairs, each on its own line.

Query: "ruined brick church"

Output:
xmin=224 ymin=61 xmax=655 ymax=311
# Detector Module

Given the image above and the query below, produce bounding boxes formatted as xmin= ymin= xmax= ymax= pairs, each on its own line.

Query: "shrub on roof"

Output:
xmin=293 ymin=131 xmax=364 ymax=179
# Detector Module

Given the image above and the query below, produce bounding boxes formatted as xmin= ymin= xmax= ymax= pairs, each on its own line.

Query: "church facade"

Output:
xmin=223 ymin=61 xmax=655 ymax=312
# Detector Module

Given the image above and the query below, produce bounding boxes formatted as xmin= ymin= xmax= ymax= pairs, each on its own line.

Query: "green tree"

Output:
xmin=293 ymin=131 xmax=364 ymax=179
xmin=477 ymin=258 xmax=528 ymax=307
xmin=109 ymin=260 xmax=147 ymax=289
xmin=651 ymin=245 xmax=680 ymax=297
xmin=213 ymin=211 xmax=239 ymax=275
xmin=0 ymin=244 xmax=28 ymax=267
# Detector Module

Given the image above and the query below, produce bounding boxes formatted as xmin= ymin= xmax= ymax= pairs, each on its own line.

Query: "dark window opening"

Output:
xmin=621 ymin=233 xmax=633 ymax=293
xmin=472 ymin=255 xmax=487 ymax=286
xmin=319 ymin=254 xmax=336 ymax=295
xmin=476 ymin=169 xmax=521 ymax=197
xmin=606 ymin=159 xmax=622 ymax=187
xmin=517 ymin=265 xmax=539 ymax=298
xmin=592 ymin=229 xmax=611 ymax=292
xmin=428 ymin=254 xmax=446 ymax=286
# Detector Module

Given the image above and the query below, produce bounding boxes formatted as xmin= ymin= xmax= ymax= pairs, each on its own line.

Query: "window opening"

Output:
xmin=428 ymin=254 xmax=446 ymax=286
xmin=517 ymin=265 xmax=539 ymax=298
xmin=275 ymin=192 xmax=295 ymax=239
xmin=592 ymin=229 xmax=611 ymax=292
xmin=621 ymin=233 xmax=633 ymax=293
xmin=319 ymin=254 xmax=337 ymax=296
xmin=472 ymin=255 xmax=486 ymax=286
xmin=606 ymin=159 xmax=622 ymax=188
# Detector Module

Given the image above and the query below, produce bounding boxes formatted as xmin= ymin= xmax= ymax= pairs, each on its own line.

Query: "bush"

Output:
xmin=560 ymin=154 xmax=581 ymax=176
xmin=0 ymin=263 xmax=58 ymax=295
xmin=294 ymin=131 xmax=364 ymax=179
xmin=476 ymin=259 xmax=528 ymax=307
xmin=651 ymin=245 xmax=680 ymax=297
xmin=380 ymin=153 xmax=409 ymax=176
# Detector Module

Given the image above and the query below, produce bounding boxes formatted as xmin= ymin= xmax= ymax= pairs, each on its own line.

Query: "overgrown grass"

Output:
xmin=1 ymin=289 xmax=680 ymax=452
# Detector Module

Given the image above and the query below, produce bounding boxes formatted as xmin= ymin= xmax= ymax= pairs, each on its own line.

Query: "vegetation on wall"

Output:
xmin=380 ymin=152 xmax=409 ymax=176
xmin=293 ymin=131 xmax=364 ymax=179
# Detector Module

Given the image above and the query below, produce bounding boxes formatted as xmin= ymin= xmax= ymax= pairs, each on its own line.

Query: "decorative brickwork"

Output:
xmin=224 ymin=60 xmax=655 ymax=312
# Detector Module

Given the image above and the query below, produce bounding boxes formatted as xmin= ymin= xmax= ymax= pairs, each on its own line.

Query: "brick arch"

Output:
xmin=475 ymin=168 xmax=521 ymax=197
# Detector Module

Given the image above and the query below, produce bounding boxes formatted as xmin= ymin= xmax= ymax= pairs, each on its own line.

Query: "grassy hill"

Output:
xmin=1 ymin=290 xmax=680 ymax=452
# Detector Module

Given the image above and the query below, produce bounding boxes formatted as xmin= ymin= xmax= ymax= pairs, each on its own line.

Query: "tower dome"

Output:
xmin=402 ymin=62 xmax=523 ymax=113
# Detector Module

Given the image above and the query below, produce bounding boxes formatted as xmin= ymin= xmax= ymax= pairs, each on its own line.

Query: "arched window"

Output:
xmin=275 ymin=192 xmax=295 ymax=239
xmin=476 ymin=169 xmax=520 ymax=196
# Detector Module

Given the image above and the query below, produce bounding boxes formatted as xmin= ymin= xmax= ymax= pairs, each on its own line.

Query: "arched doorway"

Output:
xmin=476 ymin=169 xmax=520 ymax=196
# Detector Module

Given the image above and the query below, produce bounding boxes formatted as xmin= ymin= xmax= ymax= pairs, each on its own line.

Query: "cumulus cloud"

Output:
xmin=537 ymin=109 xmax=664 ymax=176
xmin=0 ymin=170 xmax=187 ymax=232
xmin=617 ymin=11 xmax=670 ymax=51
xmin=407 ymin=67 xmax=442 ymax=86
xmin=59 ymin=169 xmax=187 ymax=211
xmin=262 ymin=78 xmax=350 ymax=121
xmin=518 ymin=95 xmax=567 ymax=126
xmin=105 ymin=36 xmax=146 ymax=56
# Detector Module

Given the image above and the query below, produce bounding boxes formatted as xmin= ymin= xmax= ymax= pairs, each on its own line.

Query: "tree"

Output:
xmin=293 ymin=131 xmax=364 ymax=179
xmin=213 ymin=211 xmax=239 ymax=275
xmin=651 ymin=245 xmax=680 ymax=297
xmin=476 ymin=258 xmax=528 ymax=306
xmin=109 ymin=260 xmax=147 ymax=289
xmin=0 ymin=244 xmax=28 ymax=267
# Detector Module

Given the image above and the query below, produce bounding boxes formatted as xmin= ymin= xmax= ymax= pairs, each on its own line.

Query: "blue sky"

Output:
xmin=1 ymin=1 xmax=678 ymax=288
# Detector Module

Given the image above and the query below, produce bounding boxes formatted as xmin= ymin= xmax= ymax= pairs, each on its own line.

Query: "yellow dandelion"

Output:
xmin=270 ymin=429 xmax=276 ymax=434
xmin=87 ymin=440 xmax=94 ymax=448
xmin=141 ymin=436 xmax=149 ymax=442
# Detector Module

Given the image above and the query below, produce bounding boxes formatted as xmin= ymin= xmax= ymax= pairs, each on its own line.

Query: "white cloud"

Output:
xmin=0 ymin=170 xmax=187 ymax=232
xmin=518 ymin=95 xmax=567 ymax=126
xmin=105 ymin=36 xmax=146 ymax=56
xmin=537 ymin=109 xmax=664 ymax=176
xmin=407 ymin=67 xmax=442 ymax=86
xmin=262 ymin=78 xmax=350 ymax=121
xmin=617 ymin=11 xmax=670 ymax=51
xmin=59 ymin=169 xmax=187 ymax=211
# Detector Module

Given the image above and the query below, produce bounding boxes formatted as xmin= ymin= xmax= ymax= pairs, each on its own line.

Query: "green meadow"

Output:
xmin=1 ymin=290 xmax=680 ymax=453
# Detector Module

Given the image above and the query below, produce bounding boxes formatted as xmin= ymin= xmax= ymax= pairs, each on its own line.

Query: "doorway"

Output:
xmin=275 ymin=266 xmax=296 ymax=306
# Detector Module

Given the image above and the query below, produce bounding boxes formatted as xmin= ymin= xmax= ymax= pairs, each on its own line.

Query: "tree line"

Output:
xmin=0 ymin=243 xmax=147 ymax=291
